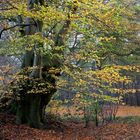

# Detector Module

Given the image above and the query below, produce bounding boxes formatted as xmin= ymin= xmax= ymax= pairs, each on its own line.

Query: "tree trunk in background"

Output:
xmin=123 ymin=75 xmax=140 ymax=106
xmin=135 ymin=75 xmax=140 ymax=106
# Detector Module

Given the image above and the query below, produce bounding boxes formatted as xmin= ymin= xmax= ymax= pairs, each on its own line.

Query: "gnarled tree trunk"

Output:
xmin=16 ymin=0 xmax=51 ymax=128
xmin=15 ymin=0 xmax=72 ymax=128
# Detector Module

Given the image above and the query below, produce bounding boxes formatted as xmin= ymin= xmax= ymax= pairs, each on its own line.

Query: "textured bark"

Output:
xmin=16 ymin=91 xmax=55 ymax=128
xmin=28 ymin=94 xmax=41 ymax=128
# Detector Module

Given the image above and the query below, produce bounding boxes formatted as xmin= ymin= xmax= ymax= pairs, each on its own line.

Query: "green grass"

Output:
xmin=116 ymin=116 xmax=140 ymax=124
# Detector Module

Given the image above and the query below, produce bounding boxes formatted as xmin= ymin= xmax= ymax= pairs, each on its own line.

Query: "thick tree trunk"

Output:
xmin=15 ymin=0 xmax=44 ymax=128
xmin=16 ymin=94 xmax=41 ymax=128
xmin=28 ymin=94 xmax=41 ymax=127
xmin=16 ymin=92 xmax=54 ymax=128
xmin=15 ymin=0 xmax=71 ymax=128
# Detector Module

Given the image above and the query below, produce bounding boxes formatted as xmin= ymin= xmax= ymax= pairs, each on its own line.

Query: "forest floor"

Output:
xmin=1 ymin=105 xmax=140 ymax=140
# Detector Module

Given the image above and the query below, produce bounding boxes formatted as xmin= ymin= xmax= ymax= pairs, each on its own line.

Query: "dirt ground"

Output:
xmin=0 ymin=106 xmax=140 ymax=140
xmin=117 ymin=105 xmax=140 ymax=117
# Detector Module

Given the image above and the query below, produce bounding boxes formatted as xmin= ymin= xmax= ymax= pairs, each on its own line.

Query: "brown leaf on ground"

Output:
xmin=1 ymin=105 xmax=140 ymax=140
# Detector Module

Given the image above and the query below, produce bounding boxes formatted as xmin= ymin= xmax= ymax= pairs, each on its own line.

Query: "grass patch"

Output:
xmin=116 ymin=116 xmax=140 ymax=124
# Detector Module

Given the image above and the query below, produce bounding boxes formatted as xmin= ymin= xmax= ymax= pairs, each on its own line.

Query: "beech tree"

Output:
xmin=0 ymin=0 xmax=139 ymax=128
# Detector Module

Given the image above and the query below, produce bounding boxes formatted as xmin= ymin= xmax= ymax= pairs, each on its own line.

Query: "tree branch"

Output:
xmin=5 ymin=0 xmax=18 ymax=10
xmin=0 ymin=8 xmax=15 ymax=10
xmin=104 ymin=49 xmax=140 ymax=57
xmin=0 ymin=23 xmax=36 ymax=39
